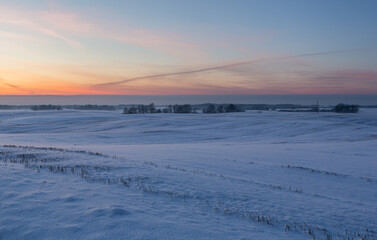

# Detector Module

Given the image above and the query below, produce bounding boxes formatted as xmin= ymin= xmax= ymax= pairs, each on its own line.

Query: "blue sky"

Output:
xmin=0 ymin=0 xmax=376 ymax=94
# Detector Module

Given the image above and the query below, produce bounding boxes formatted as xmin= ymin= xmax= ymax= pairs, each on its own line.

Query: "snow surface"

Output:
xmin=0 ymin=109 xmax=376 ymax=239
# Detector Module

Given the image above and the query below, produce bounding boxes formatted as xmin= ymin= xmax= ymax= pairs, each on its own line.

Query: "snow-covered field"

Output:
xmin=0 ymin=109 xmax=376 ymax=239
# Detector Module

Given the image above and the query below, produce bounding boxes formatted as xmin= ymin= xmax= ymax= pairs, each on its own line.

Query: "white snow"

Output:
xmin=0 ymin=109 xmax=376 ymax=239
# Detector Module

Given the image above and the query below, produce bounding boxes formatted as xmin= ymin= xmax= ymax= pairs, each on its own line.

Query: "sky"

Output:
xmin=0 ymin=0 xmax=376 ymax=95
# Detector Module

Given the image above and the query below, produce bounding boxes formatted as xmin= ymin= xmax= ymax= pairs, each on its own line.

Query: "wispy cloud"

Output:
xmin=40 ymin=11 xmax=94 ymax=33
xmin=92 ymin=50 xmax=355 ymax=89
xmin=0 ymin=3 xmax=373 ymax=95
xmin=244 ymin=69 xmax=377 ymax=94
xmin=0 ymin=5 xmax=82 ymax=48
xmin=112 ymin=29 xmax=205 ymax=60
xmin=0 ymin=30 xmax=40 ymax=41
xmin=0 ymin=4 xmax=206 ymax=57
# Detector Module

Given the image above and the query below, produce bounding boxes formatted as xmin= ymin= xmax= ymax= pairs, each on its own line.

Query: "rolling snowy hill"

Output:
xmin=1 ymin=109 xmax=376 ymax=239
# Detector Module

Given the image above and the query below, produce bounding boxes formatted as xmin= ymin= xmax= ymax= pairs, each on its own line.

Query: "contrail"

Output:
xmin=93 ymin=49 xmax=355 ymax=88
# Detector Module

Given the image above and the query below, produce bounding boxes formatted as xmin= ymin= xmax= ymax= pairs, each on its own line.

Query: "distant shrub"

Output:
xmin=123 ymin=106 xmax=137 ymax=114
xmin=217 ymin=105 xmax=224 ymax=113
xmin=173 ymin=104 xmax=193 ymax=113
xmin=31 ymin=105 xmax=62 ymax=111
xmin=334 ymin=103 xmax=359 ymax=113
xmin=148 ymin=103 xmax=156 ymax=113
xmin=225 ymin=104 xmax=244 ymax=113
xmin=202 ymin=104 xmax=244 ymax=114
xmin=0 ymin=105 xmax=13 ymax=110
xmin=203 ymin=104 xmax=217 ymax=113
xmin=137 ymin=104 xmax=149 ymax=114
xmin=72 ymin=105 xmax=116 ymax=110
xmin=123 ymin=103 xmax=158 ymax=114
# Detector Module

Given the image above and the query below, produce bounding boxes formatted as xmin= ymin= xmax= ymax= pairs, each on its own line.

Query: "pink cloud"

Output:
xmin=330 ymin=70 xmax=377 ymax=81
xmin=0 ymin=30 xmax=40 ymax=41
xmin=0 ymin=4 xmax=206 ymax=59
xmin=40 ymin=12 xmax=94 ymax=33
xmin=274 ymin=69 xmax=377 ymax=94
xmin=112 ymin=29 xmax=206 ymax=59
xmin=0 ymin=5 xmax=82 ymax=48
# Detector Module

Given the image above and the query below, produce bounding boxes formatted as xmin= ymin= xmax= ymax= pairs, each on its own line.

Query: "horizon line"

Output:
xmin=2 ymin=93 xmax=377 ymax=97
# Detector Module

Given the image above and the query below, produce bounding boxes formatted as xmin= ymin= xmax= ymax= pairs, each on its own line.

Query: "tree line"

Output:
xmin=202 ymin=104 xmax=245 ymax=113
xmin=66 ymin=105 xmax=117 ymax=111
xmin=122 ymin=103 xmax=246 ymax=114
xmin=123 ymin=103 xmax=195 ymax=114
xmin=334 ymin=103 xmax=359 ymax=113
xmin=17 ymin=103 xmax=359 ymax=113
xmin=31 ymin=105 xmax=62 ymax=111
